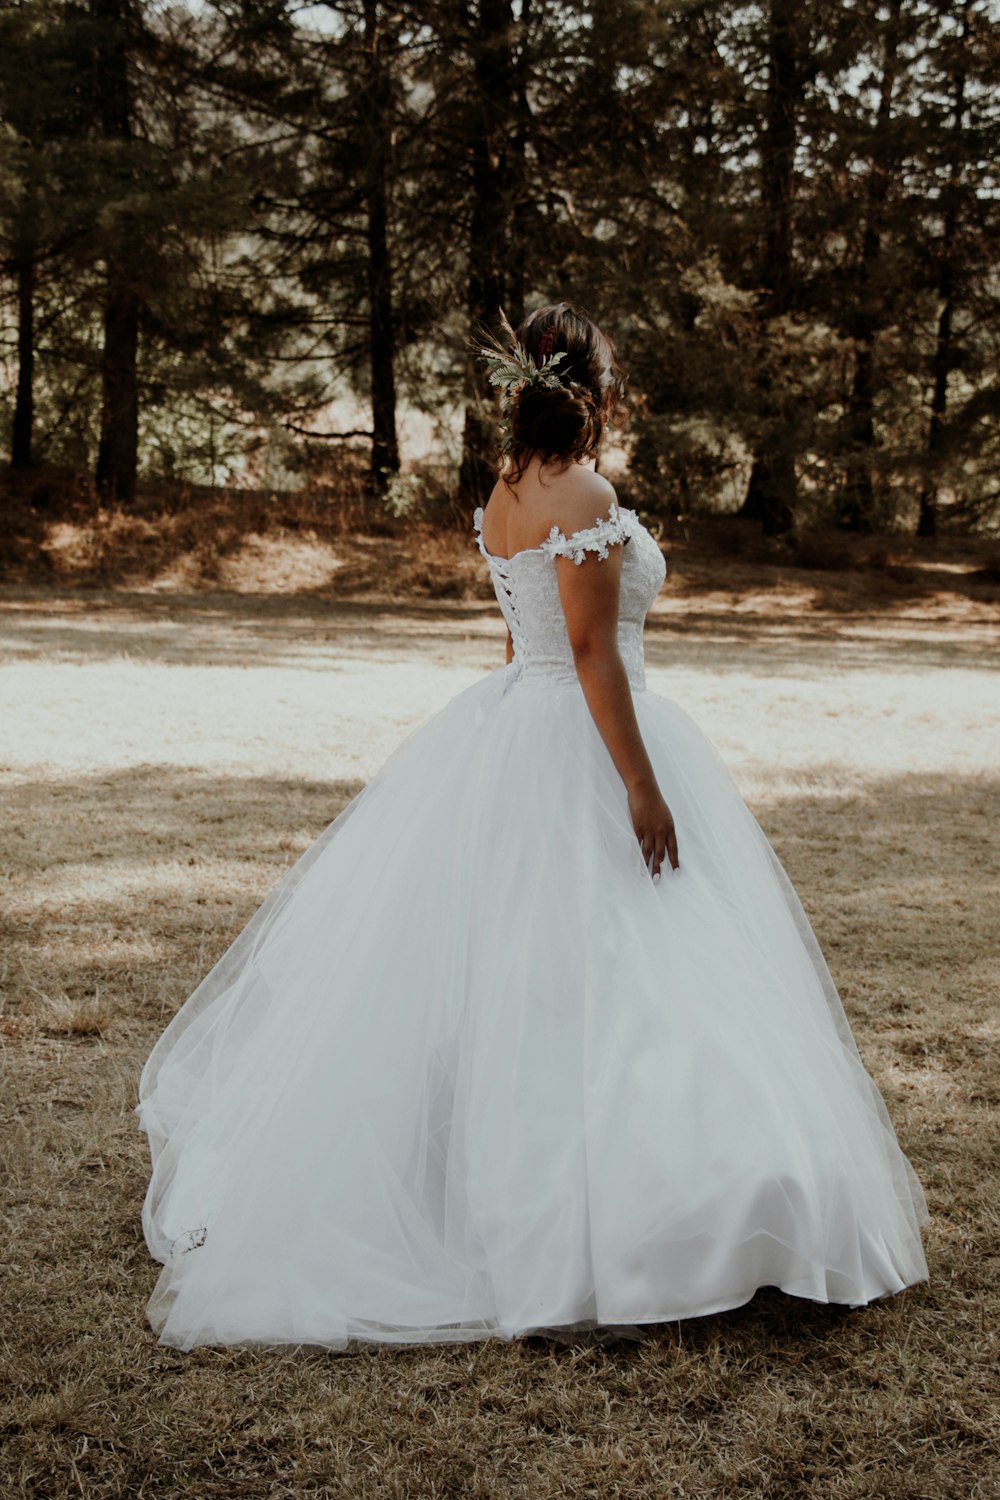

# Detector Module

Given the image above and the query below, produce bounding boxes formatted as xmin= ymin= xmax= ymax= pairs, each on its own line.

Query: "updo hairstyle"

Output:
xmin=504 ymin=302 xmax=627 ymax=483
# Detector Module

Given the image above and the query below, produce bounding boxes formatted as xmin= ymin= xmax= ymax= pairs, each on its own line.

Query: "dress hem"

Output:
xmin=147 ymin=1270 xmax=928 ymax=1353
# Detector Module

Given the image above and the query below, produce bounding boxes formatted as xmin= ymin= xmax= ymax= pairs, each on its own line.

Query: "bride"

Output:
xmin=135 ymin=301 xmax=929 ymax=1351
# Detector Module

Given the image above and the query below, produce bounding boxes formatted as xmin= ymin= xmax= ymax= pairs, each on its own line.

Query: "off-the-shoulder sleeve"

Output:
xmin=538 ymin=502 xmax=639 ymax=565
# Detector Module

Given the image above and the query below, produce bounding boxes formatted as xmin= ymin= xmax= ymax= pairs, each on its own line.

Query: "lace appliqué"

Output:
xmin=471 ymin=502 xmax=639 ymax=565
xmin=471 ymin=501 xmax=665 ymax=692
xmin=539 ymin=503 xmax=638 ymax=564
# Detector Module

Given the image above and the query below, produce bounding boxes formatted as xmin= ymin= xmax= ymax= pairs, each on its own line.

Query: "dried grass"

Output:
xmin=29 ymin=993 xmax=117 ymax=1038
xmin=0 ymin=479 xmax=491 ymax=604
xmin=1 ymin=568 xmax=999 ymax=1499
xmin=3 ymin=476 xmax=1000 ymax=621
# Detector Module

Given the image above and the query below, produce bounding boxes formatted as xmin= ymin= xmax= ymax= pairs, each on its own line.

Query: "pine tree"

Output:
xmin=2 ymin=0 xmax=997 ymax=532
xmin=734 ymin=0 xmax=810 ymax=534
xmin=836 ymin=0 xmax=907 ymax=532
xmin=0 ymin=0 xmax=92 ymax=471
xmin=90 ymin=0 xmax=140 ymax=502
xmin=361 ymin=0 xmax=400 ymax=489
xmin=915 ymin=0 xmax=1000 ymax=535
xmin=424 ymin=0 xmax=527 ymax=507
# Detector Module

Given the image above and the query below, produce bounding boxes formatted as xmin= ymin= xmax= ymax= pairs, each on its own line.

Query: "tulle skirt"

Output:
xmin=134 ymin=662 xmax=929 ymax=1350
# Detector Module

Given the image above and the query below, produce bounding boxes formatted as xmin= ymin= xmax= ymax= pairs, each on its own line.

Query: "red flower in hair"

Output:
xmin=537 ymin=327 xmax=557 ymax=365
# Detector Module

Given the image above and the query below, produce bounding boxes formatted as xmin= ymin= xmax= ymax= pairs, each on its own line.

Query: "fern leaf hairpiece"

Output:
xmin=473 ymin=313 xmax=568 ymax=455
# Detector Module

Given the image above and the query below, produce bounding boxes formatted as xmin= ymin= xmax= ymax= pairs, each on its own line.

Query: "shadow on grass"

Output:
xmin=2 ymin=587 xmax=998 ymax=678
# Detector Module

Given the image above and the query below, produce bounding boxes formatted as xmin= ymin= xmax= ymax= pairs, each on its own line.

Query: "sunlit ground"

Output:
xmin=2 ymin=580 xmax=998 ymax=1498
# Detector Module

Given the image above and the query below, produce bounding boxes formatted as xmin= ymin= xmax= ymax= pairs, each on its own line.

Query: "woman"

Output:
xmin=135 ymin=301 xmax=929 ymax=1351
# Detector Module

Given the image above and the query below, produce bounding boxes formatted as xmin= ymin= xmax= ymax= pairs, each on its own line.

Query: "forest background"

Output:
xmin=1 ymin=0 xmax=999 ymax=567
xmin=3 ymin=8 xmax=1000 ymax=1493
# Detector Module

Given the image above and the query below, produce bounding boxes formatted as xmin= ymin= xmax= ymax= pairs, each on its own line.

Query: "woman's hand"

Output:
xmin=627 ymin=779 xmax=680 ymax=880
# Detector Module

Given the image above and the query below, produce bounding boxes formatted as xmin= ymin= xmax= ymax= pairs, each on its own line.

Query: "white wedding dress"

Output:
xmin=135 ymin=501 xmax=929 ymax=1350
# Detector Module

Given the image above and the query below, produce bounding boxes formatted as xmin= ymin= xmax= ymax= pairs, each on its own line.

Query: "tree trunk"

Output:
xmin=362 ymin=0 xmax=399 ymax=494
xmin=459 ymin=0 xmax=518 ymax=509
xmin=839 ymin=0 xmax=902 ymax=533
xmin=761 ymin=1 xmax=796 ymax=318
xmin=841 ymin=337 xmax=877 ymax=531
xmin=506 ymin=0 xmax=530 ymax=330
xmin=918 ymin=5 xmax=970 ymax=540
xmin=741 ymin=453 xmax=795 ymax=536
xmin=737 ymin=0 xmax=799 ymax=535
xmin=96 ymin=282 xmax=139 ymax=504
xmin=12 ymin=252 xmax=35 ymax=470
xmin=93 ymin=0 xmax=139 ymax=505
xmin=917 ymin=283 xmax=953 ymax=539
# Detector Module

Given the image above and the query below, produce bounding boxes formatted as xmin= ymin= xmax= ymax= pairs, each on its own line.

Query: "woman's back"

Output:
xmin=479 ymin=457 xmax=619 ymax=562
xmin=473 ymin=487 xmax=664 ymax=691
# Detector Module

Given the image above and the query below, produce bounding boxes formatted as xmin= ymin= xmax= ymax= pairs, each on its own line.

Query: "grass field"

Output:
xmin=2 ymin=553 xmax=999 ymax=1499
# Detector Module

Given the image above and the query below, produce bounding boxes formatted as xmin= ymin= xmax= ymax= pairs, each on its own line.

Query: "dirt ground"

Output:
xmin=1 ymin=555 xmax=999 ymax=1498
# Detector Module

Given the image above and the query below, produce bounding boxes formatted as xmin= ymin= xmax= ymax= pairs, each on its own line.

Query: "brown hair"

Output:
xmin=502 ymin=302 xmax=627 ymax=484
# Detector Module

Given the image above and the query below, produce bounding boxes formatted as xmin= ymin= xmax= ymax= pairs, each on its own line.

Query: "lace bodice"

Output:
xmin=473 ymin=501 xmax=666 ymax=689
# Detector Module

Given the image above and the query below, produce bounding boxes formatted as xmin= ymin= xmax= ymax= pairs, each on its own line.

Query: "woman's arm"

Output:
xmin=555 ymin=546 xmax=679 ymax=879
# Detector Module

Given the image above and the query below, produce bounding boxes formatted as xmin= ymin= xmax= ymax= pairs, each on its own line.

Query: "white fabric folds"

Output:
xmin=134 ymin=504 xmax=929 ymax=1350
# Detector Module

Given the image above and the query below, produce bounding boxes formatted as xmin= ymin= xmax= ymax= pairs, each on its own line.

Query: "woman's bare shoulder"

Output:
xmin=541 ymin=465 xmax=619 ymax=535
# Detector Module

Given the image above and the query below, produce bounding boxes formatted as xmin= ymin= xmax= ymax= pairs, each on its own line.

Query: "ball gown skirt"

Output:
xmin=134 ymin=503 xmax=929 ymax=1351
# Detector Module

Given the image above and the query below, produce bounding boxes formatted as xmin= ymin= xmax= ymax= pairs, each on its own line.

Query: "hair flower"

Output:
xmin=473 ymin=313 xmax=570 ymax=456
